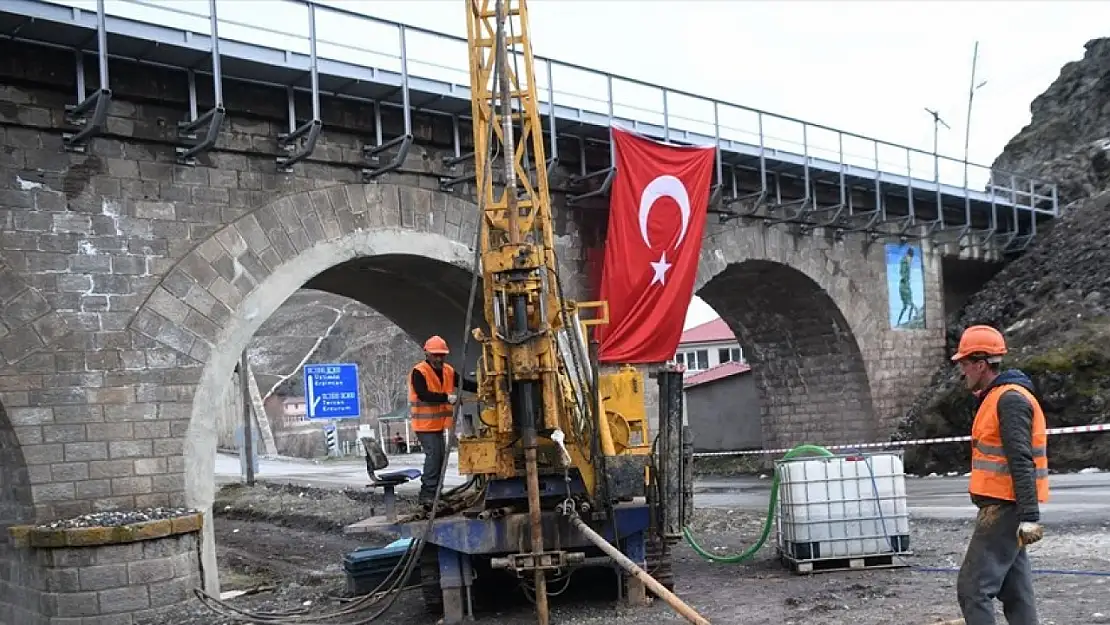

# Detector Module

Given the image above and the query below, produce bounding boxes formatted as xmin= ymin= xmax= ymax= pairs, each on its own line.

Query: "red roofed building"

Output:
xmin=681 ymin=358 xmax=761 ymax=453
xmin=674 ymin=318 xmax=746 ymax=376
xmin=673 ymin=318 xmax=761 ymax=452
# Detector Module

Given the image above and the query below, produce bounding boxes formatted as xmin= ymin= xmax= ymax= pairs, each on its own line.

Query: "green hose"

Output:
xmin=682 ymin=444 xmax=834 ymax=563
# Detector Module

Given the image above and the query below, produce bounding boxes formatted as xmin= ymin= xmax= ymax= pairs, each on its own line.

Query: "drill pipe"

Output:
xmin=565 ymin=511 xmax=711 ymax=625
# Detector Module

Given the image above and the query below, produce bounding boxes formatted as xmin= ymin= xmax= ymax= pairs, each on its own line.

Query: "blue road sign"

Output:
xmin=303 ymin=363 xmax=361 ymax=420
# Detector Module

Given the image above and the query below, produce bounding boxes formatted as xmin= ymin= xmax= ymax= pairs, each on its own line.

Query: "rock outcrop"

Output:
xmin=990 ymin=38 xmax=1110 ymax=205
xmin=901 ymin=38 xmax=1110 ymax=475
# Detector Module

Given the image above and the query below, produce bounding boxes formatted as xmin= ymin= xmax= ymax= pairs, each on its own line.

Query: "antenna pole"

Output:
xmin=924 ymin=107 xmax=950 ymax=184
xmin=963 ymin=40 xmax=985 ymax=189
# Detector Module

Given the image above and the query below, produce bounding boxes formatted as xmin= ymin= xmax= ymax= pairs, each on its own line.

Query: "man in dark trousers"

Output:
xmin=951 ymin=324 xmax=1048 ymax=625
xmin=408 ymin=335 xmax=477 ymax=506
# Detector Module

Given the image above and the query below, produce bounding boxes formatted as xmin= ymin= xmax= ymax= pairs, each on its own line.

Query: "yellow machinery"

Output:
xmin=386 ymin=2 xmax=706 ymax=624
xmin=457 ymin=0 xmax=653 ymax=492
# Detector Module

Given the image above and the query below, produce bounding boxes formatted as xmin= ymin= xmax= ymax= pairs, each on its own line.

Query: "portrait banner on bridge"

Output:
xmin=885 ymin=242 xmax=926 ymax=330
xmin=596 ymin=126 xmax=716 ymax=363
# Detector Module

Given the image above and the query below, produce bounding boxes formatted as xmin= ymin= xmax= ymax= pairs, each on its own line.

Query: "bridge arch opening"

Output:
xmin=170 ymin=222 xmax=483 ymax=594
xmin=696 ymin=260 xmax=876 ymax=452
xmin=0 ymin=397 xmax=34 ymax=597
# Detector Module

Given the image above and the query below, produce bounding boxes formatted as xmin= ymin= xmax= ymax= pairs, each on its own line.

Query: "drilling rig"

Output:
xmin=351 ymin=1 xmax=702 ymax=624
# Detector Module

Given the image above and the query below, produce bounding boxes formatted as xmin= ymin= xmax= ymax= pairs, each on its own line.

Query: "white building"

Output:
xmin=674 ymin=318 xmax=745 ymax=376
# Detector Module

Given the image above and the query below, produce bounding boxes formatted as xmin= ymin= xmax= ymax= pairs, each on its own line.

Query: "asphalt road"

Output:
xmin=214 ymin=453 xmax=1110 ymax=523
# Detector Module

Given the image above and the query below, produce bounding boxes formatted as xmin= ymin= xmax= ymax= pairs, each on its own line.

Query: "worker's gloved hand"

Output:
xmin=1017 ymin=521 xmax=1044 ymax=546
xmin=447 ymin=393 xmax=458 ymax=405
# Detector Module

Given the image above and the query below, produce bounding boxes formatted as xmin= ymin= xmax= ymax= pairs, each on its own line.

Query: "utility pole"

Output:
xmin=924 ymin=107 xmax=950 ymax=183
xmin=963 ymin=40 xmax=987 ymax=189
xmin=239 ymin=350 xmax=255 ymax=486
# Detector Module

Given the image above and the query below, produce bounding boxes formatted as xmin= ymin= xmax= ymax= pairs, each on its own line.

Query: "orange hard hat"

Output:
xmin=951 ymin=325 xmax=1007 ymax=362
xmin=423 ymin=335 xmax=449 ymax=355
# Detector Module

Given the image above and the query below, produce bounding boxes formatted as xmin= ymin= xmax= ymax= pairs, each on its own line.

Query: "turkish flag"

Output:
xmin=596 ymin=127 xmax=716 ymax=363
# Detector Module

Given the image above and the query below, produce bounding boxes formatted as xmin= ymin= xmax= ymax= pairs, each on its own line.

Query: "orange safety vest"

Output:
xmin=408 ymin=361 xmax=456 ymax=433
xmin=968 ymin=383 xmax=1050 ymax=503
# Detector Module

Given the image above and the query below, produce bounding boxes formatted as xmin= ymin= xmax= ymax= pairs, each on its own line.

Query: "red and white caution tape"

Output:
xmin=693 ymin=422 xmax=1110 ymax=458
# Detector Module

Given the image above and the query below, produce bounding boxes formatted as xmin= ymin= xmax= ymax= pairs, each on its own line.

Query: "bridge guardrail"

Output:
xmin=26 ymin=0 xmax=1059 ymax=218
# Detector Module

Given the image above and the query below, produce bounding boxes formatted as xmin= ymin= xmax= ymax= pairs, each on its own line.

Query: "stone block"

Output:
xmin=78 ymin=563 xmax=128 ymax=591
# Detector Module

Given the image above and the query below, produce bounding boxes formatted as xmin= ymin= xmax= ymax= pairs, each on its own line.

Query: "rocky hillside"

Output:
xmin=900 ymin=37 xmax=1110 ymax=475
xmin=248 ymin=289 xmax=421 ymax=422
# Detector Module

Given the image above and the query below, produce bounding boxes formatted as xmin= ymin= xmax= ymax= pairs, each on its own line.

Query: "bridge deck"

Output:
xmin=0 ymin=0 xmax=1059 ymax=252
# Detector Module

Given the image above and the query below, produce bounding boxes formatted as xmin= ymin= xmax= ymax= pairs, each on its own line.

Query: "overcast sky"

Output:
xmin=62 ymin=0 xmax=1108 ymax=329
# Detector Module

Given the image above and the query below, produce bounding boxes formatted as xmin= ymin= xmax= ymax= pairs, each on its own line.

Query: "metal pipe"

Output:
xmin=308 ymin=3 xmax=320 ymax=120
xmin=495 ymin=0 xmax=519 ymax=245
xmin=208 ymin=0 xmax=223 ymax=105
xmin=565 ymin=511 xmax=710 ymax=625
xmin=239 ymin=350 xmax=254 ymax=486
xmin=96 ymin=0 xmax=109 ymax=87
xmin=398 ymin=24 xmax=412 ymax=133
xmin=546 ymin=60 xmax=558 ymax=162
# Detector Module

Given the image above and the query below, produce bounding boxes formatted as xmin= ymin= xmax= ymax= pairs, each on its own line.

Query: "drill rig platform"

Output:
xmin=345 ymin=1 xmax=701 ymax=623
xmin=346 ymin=363 xmax=692 ymax=624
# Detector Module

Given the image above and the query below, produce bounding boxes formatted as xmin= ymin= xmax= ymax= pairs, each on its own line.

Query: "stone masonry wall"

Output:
xmin=694 ymin=222 xmax=947 ymax=450
xmin=4 ymin=517 xmax=202 ymax=625
xmin=0 ymin=36 xmax=600 ymax=526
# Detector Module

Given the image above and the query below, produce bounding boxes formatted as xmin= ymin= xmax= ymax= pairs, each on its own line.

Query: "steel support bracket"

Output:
xmin=362 ymin=134 xmax=414 ymax=181
xmin=276 ymin=119 xmax=323 ymax=172
xmin=763 ymin=197 xmax=813 ymax=227
xmin=439 ymin=151 xmax=476 ymax=191
xmin=959 ymin=225 xmax=994 ymax=249
xmin=276 ymin=3 xmax=322 ymax=173
xmin=176 ymin=105 xmax=227 ymax=165
xmin=566 ymin=167 xmax=615 ymax=206
xmin=1004 ymin=233 xmax=1035 ymax=254
xmin=798 ymin=204 xmax=846 ymax=233
xmin=176 ymin=0 xmax=225 ymax=166
xmin=841 ymin=209 xmax=882 ymax=234
xmin=717 ymin=184 xmax=767 ymax=223
xmin=363 ymin=23 xmax=414 ymax=182
xmin=63 ymin=88 xmax=112 ymax=153
xmin=63 ymin=0 xmax=111 ymax=153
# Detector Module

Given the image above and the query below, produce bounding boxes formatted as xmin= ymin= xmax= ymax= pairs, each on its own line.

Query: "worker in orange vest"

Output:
xmin=951 ymin=325 xmax=1048 ymax=625
xmin=408 ymin=335 xmax=477 ymax=505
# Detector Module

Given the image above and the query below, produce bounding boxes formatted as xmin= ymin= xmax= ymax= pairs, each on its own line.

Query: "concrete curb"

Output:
xmin=8 ymin=512 xmax=204 ymax=549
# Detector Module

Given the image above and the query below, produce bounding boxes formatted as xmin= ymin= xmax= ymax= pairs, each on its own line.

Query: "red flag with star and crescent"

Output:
xmin=596 ymin=127 xmax=716 ymax=363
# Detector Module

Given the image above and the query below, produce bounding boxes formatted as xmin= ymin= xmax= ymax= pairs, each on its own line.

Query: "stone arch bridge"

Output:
xmin=0 ymin=3 xmax=1060 ymax=617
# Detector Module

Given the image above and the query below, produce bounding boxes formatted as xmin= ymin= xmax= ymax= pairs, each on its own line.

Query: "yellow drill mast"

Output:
xmin=460 ymin=0 xmax=603 ymax=491
xmin=458 ymin=0 xmax=645 ymax=621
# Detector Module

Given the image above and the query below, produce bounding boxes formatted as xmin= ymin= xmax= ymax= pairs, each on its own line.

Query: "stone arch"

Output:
xmin=0 ymin=396 xmax=34 ymax=590
xmin=128 ymin=183 xmax=486 ymax=593
xmin=694 ymin=224 xmax=881 ymax=450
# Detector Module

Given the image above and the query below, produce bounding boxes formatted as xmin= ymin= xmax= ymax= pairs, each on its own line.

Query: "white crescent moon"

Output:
xmin=638 ymin=174 xmax=691 ymax=249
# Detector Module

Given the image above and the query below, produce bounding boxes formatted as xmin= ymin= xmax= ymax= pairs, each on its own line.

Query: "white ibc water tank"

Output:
xmin=774 ymin=452 xmax=911 ymax=563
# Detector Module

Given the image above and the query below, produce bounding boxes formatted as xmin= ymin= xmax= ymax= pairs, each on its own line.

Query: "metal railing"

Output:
xmin=18 ymin=0 xmax=1060 ymax=221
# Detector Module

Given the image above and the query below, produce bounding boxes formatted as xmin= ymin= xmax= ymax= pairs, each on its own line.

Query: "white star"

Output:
xmin=649 ymin=252 xmax=672 ymax=286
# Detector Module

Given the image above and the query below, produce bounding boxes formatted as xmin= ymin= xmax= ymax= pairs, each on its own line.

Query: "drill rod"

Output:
xmin=565 ymin=511 xmax=711 ymax=625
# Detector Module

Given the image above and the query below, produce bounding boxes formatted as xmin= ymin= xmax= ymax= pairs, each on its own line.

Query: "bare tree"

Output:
xmin=340 ymin=333 xmax=420 ymax=419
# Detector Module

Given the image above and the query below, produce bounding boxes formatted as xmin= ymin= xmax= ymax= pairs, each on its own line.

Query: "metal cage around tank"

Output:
xmin=0 ymin=0 xmax=1060 ymax=253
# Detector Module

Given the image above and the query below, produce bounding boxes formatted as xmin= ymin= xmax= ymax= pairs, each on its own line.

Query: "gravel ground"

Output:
xmin=157 ymin=483 xmax=1110 ymax=625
